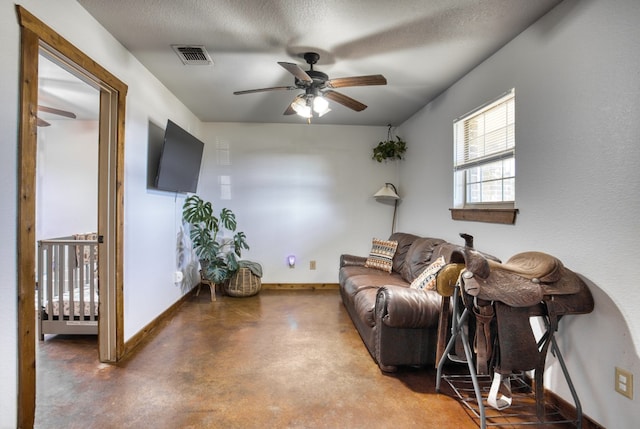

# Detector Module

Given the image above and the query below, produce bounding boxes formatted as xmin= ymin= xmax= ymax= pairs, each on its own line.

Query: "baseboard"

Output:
xmin=522 ymin=375 xmax=605 ymax=429
xmin=122 ymin=287 xmax=196 ymax=358
xmin=543 ymin=388 xmax=605 ymax=429
xmin=262 ymin=283 xmax=339 ymax=291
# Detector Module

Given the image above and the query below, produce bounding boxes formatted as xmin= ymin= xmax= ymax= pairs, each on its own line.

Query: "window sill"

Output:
xmin=449 ymin=208 xmax=518 ymax=225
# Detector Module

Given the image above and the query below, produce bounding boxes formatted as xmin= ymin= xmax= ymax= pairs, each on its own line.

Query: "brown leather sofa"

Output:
xmin=339 ymin=232 xmax=464 ymax=372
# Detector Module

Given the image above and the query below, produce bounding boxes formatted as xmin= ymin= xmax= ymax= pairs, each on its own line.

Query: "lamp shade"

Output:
xmin=373 ymin=183 xmax=399 ymax=201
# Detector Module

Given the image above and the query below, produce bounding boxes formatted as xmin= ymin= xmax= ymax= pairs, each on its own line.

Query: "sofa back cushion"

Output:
xmin=401 ymin=237 xmax=446 ymax=282
xmin=388 ymin=232 xmax=421 ymax=274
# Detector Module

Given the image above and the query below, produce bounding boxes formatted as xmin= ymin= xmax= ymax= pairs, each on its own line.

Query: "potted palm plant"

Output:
xmin=182 ymin=194 xmax=249 ymax=285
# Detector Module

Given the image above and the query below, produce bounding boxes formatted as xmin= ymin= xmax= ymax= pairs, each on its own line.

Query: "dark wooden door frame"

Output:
xmin=16 ymin=6 xmax=127 ymax=428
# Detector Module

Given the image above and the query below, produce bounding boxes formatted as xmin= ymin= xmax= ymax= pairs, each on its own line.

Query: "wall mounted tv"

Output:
xmin=154 ymin=120 xmax=204 ymax=194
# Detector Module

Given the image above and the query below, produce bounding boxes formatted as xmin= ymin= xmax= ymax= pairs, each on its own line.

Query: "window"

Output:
xmin=453 ymin=89 xmax=515 ymax=209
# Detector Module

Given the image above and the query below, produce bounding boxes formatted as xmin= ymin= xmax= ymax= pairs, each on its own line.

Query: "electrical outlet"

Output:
xmin=615 ymin=367 xmax=634 ymax=399
xmin=310 ymin=260 xmax=316 ymax=270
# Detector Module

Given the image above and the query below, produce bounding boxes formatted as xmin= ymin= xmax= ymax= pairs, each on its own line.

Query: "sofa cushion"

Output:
xmin=378 ymin=286 xmax=442 ymax=328
xmin=339 ymin=266 xmax=408 ymax=300
xmin=388 ymin=232 xmax=420 ymax=274
xmin=364 ymin=238 xmax=398 ymax=273
xmin=410 ymin=256 xmax=446 ymax=290
xmin=401 ymin=237 xmax=446 ymax=282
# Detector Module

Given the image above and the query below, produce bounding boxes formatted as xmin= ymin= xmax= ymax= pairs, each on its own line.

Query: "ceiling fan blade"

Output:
xmin=233 ymin=86 xmax=296 ymax=95
xmin=326 ymin=74 xmax=387 ymax=88
xmin=283 ymin=94 xmax=303 ymax=115
xmin=278 ymin=62 xmax=313 ymax=83
xmin=37 ymin=117 xmax=51 ymax=127
xmin=38 ymin=105 xmax=77 ymax=119
xmin=323 ymin=90 xmax=367 ymax=112
xmin=283 ymin=103 xmax=296 ymax=116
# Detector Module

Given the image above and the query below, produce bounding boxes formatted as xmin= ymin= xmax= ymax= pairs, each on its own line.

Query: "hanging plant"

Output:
xmin=372 ymin=124 xmax=407 ymax=162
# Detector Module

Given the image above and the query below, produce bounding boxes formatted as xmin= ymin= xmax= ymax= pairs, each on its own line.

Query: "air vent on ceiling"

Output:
xmin=171 ymin=45 xmax=213 ymax=66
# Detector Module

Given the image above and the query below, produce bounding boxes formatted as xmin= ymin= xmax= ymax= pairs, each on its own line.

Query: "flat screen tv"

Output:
xmin=155 ymin=120 xmax=204 ymax=193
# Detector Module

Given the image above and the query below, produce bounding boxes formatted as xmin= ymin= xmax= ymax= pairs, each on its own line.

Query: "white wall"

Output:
xmin=198 ymin=122 xmax=398 ymax=282
xmin=398 ymin=0 xmax=640 ymax=426
xmin=0 ymin=1 xmax=20 ymax=424
xmin=36 ymin=120 xmax=99 ymax=240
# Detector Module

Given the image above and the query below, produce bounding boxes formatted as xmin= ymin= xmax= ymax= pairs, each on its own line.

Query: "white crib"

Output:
xmin=37 ymin=233 xmax=99 ymax=339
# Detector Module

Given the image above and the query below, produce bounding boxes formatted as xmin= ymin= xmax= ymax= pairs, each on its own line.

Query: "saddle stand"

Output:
xmin=434 ymin=250 xmax=593 ymax=429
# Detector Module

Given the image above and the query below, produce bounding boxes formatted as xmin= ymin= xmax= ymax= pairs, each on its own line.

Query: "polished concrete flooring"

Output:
xmin=35 ymin=289 xmax=578 ymax=428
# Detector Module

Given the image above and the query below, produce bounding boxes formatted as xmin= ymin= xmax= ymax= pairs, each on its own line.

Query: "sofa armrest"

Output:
xmin=376 ymin=285 xmax=441 ymax=329
xmin=340 ymin=254 xmax=367 ymax=268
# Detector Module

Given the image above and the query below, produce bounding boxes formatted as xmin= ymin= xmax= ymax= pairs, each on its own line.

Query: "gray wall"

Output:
xmin=398 ymin=0 xmax=640 ymax=426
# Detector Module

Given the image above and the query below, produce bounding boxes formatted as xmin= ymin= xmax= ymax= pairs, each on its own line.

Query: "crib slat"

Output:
xmin=68 ymin=241 xmax=76 ymax=319
xmin=78 ymin=242 xmax=85 ymax=320
xmin=88 ymin=243 xmax=97 ymax=321
xmin=37 ymin=241 xmax=46 ymax=340
xmin=46 ymin=243 xmax=54 ymax=319
xmin=58 ymin=244 xmax=66 ymax=319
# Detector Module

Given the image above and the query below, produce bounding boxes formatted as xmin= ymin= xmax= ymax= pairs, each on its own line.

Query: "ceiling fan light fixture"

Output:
xmin=318 ymin=107 xmax=332 ymax=117
xmin=313 ymin=95 xmax=330 ymax=115
xmin=291 ymin=95 xmax=312 ymax=118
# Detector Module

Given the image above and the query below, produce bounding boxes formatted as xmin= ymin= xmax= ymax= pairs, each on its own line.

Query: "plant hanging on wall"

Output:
xmin=372 ymin=124 xmax=407 ymax=162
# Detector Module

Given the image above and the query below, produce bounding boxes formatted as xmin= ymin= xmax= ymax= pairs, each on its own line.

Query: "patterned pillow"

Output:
xmin=364 ymin=238 xmax=398 ymax=273
xmin=410 ymin=256 xmax=446 ymax=290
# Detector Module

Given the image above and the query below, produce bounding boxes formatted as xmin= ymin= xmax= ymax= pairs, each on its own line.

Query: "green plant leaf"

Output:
xmin=219 ymin=207 xmax=237 ymax=231
xmin=226 ymin=252 xmax=239 ymax=272
xmin=233 ymin=231 xmax=249 ymax=256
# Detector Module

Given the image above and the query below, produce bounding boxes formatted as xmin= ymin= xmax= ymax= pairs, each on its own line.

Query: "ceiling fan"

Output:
xmin=233 ymin=52 xmax=387 ymax=119
xmin=36 ymin=105 xmax=77 ymax=127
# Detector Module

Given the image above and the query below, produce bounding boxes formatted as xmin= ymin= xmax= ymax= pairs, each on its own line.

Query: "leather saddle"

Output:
xmin=454 ymin=249 xmax=594 ymax=412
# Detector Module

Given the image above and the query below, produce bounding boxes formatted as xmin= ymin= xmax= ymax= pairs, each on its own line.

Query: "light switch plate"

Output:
xmin=615 ymin=367 xmax=634 ymax=399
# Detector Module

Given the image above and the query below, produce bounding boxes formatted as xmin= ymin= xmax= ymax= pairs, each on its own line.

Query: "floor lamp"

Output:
xmin=374 ymin=183 xmax=400 ymax=235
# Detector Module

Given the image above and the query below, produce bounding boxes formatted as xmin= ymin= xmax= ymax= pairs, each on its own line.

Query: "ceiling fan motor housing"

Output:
xmin=303 ymin=52 xmax=320 ymax=66
xmin=296 ymin=70 xmax=328 ymax=89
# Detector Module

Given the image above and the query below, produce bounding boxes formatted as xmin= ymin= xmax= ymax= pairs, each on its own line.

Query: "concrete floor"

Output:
xmin=35 ymin=289 xmax=577 ymax=428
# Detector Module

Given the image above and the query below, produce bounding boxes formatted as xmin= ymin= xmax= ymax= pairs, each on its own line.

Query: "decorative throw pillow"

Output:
xmin=410 ymin=256 xmax=447 ymax=290
xmin=364 ymin=238 xmax=398 ymax=273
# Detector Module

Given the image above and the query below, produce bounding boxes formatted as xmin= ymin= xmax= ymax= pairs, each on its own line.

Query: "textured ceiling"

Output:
xmin=73 ymin=0 xmax=562 ymax=126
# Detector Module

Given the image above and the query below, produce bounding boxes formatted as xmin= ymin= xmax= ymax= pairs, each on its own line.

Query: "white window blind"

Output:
xmin=454 ymin=89 xmax=515 ymax=207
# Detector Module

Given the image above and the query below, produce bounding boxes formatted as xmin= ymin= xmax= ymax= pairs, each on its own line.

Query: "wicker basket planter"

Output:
xmin=224 ymin=267 xmax=262 ymax=297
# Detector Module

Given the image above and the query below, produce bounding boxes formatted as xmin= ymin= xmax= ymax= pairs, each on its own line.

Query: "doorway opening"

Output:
xmin=36 ymin=51 xmax=100 ymax=341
